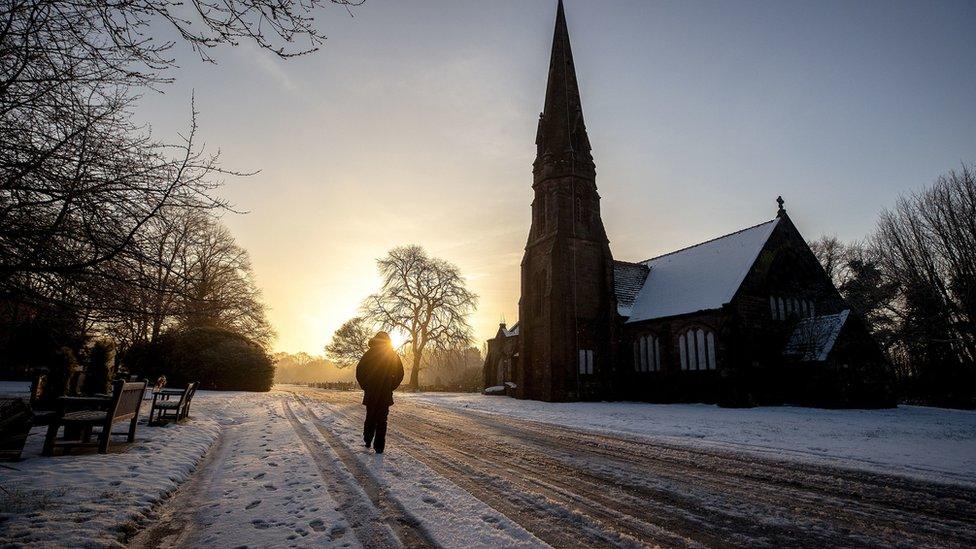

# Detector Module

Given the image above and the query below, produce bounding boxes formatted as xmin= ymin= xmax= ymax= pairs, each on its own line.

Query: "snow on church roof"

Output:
xmin=613 ymin=261 xmax=650 ymax=317
xmin=784 ymin=310 xmax=850 ymax=361
xmin=624 ymin=218 xmax=780 ymax=323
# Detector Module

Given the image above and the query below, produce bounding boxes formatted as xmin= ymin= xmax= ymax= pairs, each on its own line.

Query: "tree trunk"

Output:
xmin=409 ymin=352 xmax=421 ymax=390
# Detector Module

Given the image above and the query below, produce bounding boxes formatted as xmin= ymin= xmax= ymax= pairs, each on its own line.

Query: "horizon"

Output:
xmin=137 ymin=0 xmax=976 ymax=354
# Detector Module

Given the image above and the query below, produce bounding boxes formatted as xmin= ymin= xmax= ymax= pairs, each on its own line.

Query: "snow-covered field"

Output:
xmin=3 ymin=384 xmax=975 ymax=547
xmin=403 ymin=392 xmax=976 ymax=486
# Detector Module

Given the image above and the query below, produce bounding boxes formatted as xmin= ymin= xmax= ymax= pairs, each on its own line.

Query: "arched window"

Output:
xmin=635 ymin=334 xmax=662 ymax=372
xmin=654 ymin=337 xmax=661 ymax=371
xmin=769 ymin=296 xmax=778 ymax=319
xmin=696 ymin=329 xmax=706 ymax=369
xmin=679 ymin=334 xmax=688 ymax=370
xmin=777 ymin=297 xmax=785 ymax=320
xmin=706 ymin=332 xmax=716 ymax=369
xmin=633 ymin=339 xmax=640 ymax=371
xmin=637 ymin=336 xmax=647 ymax=372
xmin=679 ymin=327 xmax=717 ymax=371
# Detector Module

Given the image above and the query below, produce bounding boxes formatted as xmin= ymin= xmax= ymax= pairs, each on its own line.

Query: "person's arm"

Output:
xmin=356 ymin=355 xmax=368 ymax=390
xmin=390 ymin=354 xmax=405 ymax=390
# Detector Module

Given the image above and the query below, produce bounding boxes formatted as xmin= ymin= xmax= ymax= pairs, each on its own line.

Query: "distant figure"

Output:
xmin=355 ymin=332 xmax=404 ymax=454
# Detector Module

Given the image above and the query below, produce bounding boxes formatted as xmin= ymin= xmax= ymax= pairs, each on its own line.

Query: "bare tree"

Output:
xmin=809 ymin=235 xmax=846 ymax=287
xmin=1 ymin=0 xmax=365 ymax=298
xmin=809 ymin=236 xmax=898 ymax=338
xmin=1 ymin=0 xmax=363 ymax=374
xmin=872 ymin=164 xmax=976 ymax=406
xmin=362 ymin=246 xmax=477 ymax=390
xmin=177 ymin=216 xmax=275 ymax=347
xmin=324 ymin=316 xmax=373 ymax=367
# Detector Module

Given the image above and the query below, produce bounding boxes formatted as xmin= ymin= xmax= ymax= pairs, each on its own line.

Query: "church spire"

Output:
xmin=534 ymin=0 xmax=594 ymax=183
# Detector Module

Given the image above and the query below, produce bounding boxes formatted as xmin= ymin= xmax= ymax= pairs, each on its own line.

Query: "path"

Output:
xmin=129 ymin=388 xmax=976 ymax=548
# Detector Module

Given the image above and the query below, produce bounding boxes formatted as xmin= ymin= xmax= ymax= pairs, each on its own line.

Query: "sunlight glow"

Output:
xmin=389 ymin=330 xmax=408 ymax=351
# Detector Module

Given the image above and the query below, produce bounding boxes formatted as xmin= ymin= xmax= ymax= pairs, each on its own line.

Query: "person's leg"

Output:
xmin=363 ymin=405 xmax=376 ymax=448
xmin=373 ymin=405 xmax=390 ymax=453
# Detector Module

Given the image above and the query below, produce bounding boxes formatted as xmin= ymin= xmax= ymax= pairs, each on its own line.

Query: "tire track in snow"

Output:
xmin=282 ymin=397 xmax=436 ymax=549
xmin=297 ymin=388 xmax=976 ymax=548
xmin=309 ymin=395 xmax=679 ymax=548
xmin=399 ymin=401 xmax=976 ymax=547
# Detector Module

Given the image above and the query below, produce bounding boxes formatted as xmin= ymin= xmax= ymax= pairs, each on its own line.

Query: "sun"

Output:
xmin=388 ymin=330 xmax=408 ymax=351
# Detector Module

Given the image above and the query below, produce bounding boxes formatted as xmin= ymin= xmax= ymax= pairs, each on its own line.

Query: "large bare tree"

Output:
xmin=872 ymin=164 xmax=976 ymax=405
xmin=362 ymin=246 xmax=477 ymax=390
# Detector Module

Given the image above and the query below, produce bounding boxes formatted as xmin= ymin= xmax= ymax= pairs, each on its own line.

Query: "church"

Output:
xmin=482 ymin=1 xmax=895 ymax=408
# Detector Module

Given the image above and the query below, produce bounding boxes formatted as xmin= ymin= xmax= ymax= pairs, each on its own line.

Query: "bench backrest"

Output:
xmin=108 ymin=380 xmax=147 ymax=422
xmin=183 ymin=381 xmax=199 ymax=407
xmin=29 ymin=374 xmax=47 ymax=408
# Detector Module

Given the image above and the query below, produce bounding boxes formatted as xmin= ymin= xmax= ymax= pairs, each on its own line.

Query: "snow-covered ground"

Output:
xmin=4 ymin=384 xmax=975 ymax=547
xmin=0 ymin=390 xmax=232 ymax=547
xmin=294 ymin=395 xmax=543 ymax=548
xmin=132 ymin=394 xmax=359 ymax=548
xmin=402 ymin=392 xmax=976 ymax=486
xmin=0 ymin=381 xmax=30 ymax=397
xmin=0 ymin=387 xmax=542 ymax=548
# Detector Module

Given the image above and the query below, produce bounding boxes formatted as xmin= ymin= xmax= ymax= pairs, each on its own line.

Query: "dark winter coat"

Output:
xmin=355 ymin=342 xmax=404 ymax=407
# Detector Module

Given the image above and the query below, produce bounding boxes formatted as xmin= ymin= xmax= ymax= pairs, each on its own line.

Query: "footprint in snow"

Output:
xmin=264 ymin=484 xmax=278 ymax=491
xmin=421 ymin=496 xmax=445 ymax=509
xmin=253 ymin=472 xmax=266 ymax=480
xmin=251 ymin=519 xmax=271 ymax=529
xmin=245 ymin=500 xmax=261 ymax=510
xmin=308 ymin=519 xmax=327 ymax=532
xmin=328 ymin=526 xmax=347 ymax=541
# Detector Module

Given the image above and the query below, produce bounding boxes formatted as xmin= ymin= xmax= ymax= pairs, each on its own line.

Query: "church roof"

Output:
xmin=613 ymin=261 xmax=650 ymax=317
xmin=784 ymin=310 xmax=850 ymax=361
xmin=623 ymin=218 xmax=780 ymax=323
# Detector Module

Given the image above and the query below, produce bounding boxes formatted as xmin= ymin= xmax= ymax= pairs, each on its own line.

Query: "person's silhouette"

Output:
xmin=355 ymin=332 xmax=404 ymax=454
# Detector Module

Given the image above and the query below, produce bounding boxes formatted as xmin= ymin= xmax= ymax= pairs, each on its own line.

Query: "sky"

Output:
xmin=138 ymin=0 xmax=976 ymax=354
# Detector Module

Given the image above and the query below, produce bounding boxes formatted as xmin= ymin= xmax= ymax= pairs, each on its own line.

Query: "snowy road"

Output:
xmin=288 ymin=387 xmax=976 ymax=549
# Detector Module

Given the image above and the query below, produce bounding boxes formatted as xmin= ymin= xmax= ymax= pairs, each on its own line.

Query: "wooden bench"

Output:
xmin=149 ymin=381 xmax=198 ymax=425
xmin=42 ymin=380 xmax=147 ymax=455
xmin=0 ymin=398 xmax=33 ymax=460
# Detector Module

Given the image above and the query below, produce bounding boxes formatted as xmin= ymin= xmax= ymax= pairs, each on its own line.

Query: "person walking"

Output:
xmin=355 ymin=331 xmax=404 ymax=454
